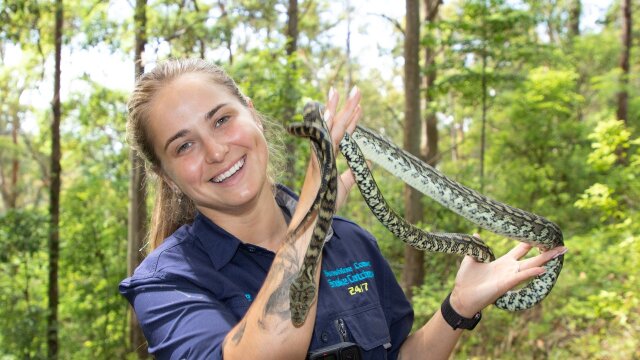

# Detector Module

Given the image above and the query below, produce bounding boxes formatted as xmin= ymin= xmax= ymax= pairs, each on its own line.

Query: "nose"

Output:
xmin=204 ymin=139 xmax=228 ymax=164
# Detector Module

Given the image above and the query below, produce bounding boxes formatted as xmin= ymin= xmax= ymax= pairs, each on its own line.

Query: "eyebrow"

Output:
xmin=205 ymin=103 xmax=227 ymax=122
xmin=163 ymin=103 xmax=228 ymax=152
xmin=163 ymin=129 xmax=189 ymax=152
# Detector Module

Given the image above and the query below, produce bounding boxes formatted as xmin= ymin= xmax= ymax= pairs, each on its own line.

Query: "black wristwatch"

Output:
xmin=440 ymin=293 xmax=482 ymax=330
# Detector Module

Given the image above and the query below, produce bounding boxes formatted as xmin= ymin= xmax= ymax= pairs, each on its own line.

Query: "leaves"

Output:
xmin=1 ymin=0 xmax=639 ymax=358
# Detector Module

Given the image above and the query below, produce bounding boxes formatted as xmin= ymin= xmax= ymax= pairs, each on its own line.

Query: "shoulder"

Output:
xmin=120 ymin=224 xmax=211 ymax=288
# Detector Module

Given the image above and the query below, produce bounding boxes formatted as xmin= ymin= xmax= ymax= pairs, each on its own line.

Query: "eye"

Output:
xmin=176 ymin=142 xmax=193 ymax=154
xmin=215 ymin=115 xmax=230 ymax=128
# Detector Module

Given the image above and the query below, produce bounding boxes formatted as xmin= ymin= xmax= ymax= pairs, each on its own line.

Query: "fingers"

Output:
xmin=324 ymin=86 xmax=361 ymax=148
xmin=520 ymin=245 xmax=567 ymax=271
xmin=505 ymin=242 xmax=534 ymax=259
xmin=323 ymin=86 xmax=362 ymax=211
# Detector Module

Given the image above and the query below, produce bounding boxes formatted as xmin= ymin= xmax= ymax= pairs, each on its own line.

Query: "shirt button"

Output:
xmin=321 ymin=332 xmax=329 ymax=342
xmin=247 ymin=246 xmax=256 ymax=253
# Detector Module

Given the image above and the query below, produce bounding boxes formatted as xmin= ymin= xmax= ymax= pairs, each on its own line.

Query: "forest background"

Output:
xmin=0 ymin=0 xmax=638 ymax=359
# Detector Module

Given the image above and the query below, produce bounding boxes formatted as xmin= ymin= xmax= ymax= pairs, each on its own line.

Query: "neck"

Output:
xmin=199 ymin=184 xmax=289 ymax=252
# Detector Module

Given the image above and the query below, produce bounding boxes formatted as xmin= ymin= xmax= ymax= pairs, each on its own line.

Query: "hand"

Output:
xmin=322 ymin=86 xmax=362 ymax=210
xmin=450 ymin=238 xmax=568 ymax=317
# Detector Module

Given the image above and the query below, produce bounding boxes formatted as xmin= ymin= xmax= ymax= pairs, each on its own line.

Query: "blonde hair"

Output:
xmin=127 ymin=58 xmax=284 ymax=251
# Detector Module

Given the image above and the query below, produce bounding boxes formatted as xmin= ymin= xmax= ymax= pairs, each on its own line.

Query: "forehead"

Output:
xmin=147 ymin=73 xmax=241 ymax=126
xmin=151 ymin=73 xmax=234 ymax=111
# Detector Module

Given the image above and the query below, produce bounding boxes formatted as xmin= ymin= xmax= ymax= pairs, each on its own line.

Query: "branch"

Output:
xmin=367 ymin=12 xmax=405 ymax=36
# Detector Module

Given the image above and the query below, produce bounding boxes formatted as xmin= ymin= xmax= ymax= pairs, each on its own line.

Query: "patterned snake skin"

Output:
xmin=287 ymin=102 xmax=564 ymax=327
xmin=344 ymin=125 xmax=564 ymax=311
xmin=287 ymin=102 xmax=338 ymax=327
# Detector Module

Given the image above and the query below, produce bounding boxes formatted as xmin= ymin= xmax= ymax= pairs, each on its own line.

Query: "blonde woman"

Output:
xmin=120 ymin=58 xmax=567 ymax=360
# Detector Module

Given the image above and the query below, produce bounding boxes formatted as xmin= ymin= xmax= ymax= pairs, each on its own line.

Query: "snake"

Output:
xmin=342 ymin=125 xmax=564 ymax=311
xmin=287 ymin=102 xmax=338 ymax=327
xmin=287 ymin=101 xmax=564 ymax=325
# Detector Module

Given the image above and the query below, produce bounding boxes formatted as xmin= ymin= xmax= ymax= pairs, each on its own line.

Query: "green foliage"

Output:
xmin=0 ymin=209 xmax=48 ymax=358
xmin=1 ymin=0 xmax=639 ymax=358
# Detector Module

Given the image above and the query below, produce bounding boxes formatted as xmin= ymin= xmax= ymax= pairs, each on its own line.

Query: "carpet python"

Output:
xmin=343 ymin=125 xmax=564 ymax=311
xmin=287 ymin=101 xmax=564 ymax=327
xmin=287 ymin=102 xmax=338 ymax=327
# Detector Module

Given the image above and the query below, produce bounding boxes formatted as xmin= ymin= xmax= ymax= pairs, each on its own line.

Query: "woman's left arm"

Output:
xmin=398 ymin=242 xmax=568 ymax=359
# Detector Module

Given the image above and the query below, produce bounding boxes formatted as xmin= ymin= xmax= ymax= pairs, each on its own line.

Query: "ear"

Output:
xmin=246 ymin=99 xmax=264 ymax=131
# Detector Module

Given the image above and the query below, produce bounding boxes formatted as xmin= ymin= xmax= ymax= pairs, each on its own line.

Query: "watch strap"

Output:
xmin=440 ymin=292 xmax=482 ymax=330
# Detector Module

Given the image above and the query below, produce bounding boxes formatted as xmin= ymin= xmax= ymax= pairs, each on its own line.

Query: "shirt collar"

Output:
xmin=192 ymin=184 xmax=334 ymax=271
xmin=191 ymin=212 xmax=241 ymax=271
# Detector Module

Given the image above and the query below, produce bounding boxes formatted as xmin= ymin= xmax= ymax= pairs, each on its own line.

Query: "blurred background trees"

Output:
xmin=0 ymin=0 xmax=637 ymax=358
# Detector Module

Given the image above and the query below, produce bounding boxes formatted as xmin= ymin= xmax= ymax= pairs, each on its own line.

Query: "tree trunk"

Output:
xmin=1 ymin=110 xmax=20 ymax=210
xmin=423 ymin=0 xmax=441 ymax=166
xmin=568 ymin=0 xmax=581 ymax=37
xmin=217 ymin=1 xmax=233 ymax=64
xmin=401 ymin=0 xmax=424 ymax=301
xmin=616 ymin=0 xmax=631 ymax=125
xmin=283 ymin=0 xmax=299 ymax=189
xmin=9 ymin=113 xmax=19 ymax=208
xmin=48 ymin=0 xmax=63 ymax=358
xmin=479 ymin=1 xmax=488 ymax=194
xmin=128 ymin=0 xmax=149 ymax=358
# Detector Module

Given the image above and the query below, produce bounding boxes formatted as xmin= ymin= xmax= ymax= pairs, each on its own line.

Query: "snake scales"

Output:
xmin=287 ymin=101 xmax=564 ymax=326
xmin=287 ymin=102 xmax=338 ymax=327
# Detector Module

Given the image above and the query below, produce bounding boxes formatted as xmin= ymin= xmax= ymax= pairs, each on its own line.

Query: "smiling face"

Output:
xmin=146 ymin=73 xmax=271 ymax=219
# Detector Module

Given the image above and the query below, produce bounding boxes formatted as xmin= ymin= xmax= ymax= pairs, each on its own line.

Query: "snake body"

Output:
xmin=287 ymin=102 xmax=338 ymax=327
xmin=287 ymin=102 xmax=564 ymax=326
xmin=344 ymin=126 xmax=564 ymax=310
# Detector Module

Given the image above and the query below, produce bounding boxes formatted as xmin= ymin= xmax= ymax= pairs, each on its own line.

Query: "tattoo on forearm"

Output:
xmin=259 ymin=234 xmax=301 ymax=328
xmin=224 ymin=319 xmax=247 ymax=349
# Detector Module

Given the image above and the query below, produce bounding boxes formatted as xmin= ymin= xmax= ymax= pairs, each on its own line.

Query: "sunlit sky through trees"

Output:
xmin=9 ymin=0 xmax=612 ymax=129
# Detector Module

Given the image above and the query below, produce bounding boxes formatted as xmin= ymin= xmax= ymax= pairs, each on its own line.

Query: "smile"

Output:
xmin=211 ymin=156 xmax=245 ymax=183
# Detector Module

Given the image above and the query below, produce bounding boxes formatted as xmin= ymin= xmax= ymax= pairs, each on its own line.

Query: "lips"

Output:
xmin=210 ymin=156 xmax=246 ymax=183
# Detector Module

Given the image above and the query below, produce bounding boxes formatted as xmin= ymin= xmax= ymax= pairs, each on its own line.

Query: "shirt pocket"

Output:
xmin=339 ymin=303 xmax=392 ymax=358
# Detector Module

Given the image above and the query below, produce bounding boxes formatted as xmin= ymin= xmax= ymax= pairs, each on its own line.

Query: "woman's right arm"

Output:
xmin=223 ymin=87 xmax=362 ymax=359
xmin=221 ymin=174 xmax=323 ymax=359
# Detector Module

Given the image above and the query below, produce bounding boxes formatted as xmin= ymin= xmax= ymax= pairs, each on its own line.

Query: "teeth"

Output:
xmin=212 ymin=157 xmax=245 ymax=183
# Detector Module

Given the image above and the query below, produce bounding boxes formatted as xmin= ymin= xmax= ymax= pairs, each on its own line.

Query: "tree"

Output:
xmin=401 ymin=0 xmax=424 ymax=300
xmin=568 ymin=0 xmax=581 ymax=38
xmin=423 ymin=0 xmax=442 ymax=167
xmin=283 ymin=0 xmax=300 ymax=189
xmin=0 ymin=68 xmax=28 ymax=211
xmin=127 ymin=0 xmax=149 ymax=358
xmin=48 ymin=0 xmax=63 ymax=358
xmin=616 ymin=0 xmax=631 ymax=126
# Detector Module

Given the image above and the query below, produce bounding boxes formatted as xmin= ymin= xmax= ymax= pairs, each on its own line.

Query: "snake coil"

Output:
xmin=287 ymin=101 xmax=564 ymax=327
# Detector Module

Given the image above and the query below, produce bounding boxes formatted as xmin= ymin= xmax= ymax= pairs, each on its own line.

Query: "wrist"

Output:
xmin=449 ymin=289 xmax=479 ymax=318
xmin=441 ymin=292 xmax=482 ymax=331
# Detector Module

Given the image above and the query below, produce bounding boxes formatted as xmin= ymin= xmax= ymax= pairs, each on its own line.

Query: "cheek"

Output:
xmin=165 ymin=155 xmax=204 ymax=187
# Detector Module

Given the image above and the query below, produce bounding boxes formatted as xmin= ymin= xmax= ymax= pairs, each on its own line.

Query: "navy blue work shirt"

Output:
xmin=120 ymin=185 xmax=414 ymax=359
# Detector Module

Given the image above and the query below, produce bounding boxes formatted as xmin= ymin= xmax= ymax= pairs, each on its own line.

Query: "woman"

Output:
xmin=120 ymin=58 xmax=567 ymax=359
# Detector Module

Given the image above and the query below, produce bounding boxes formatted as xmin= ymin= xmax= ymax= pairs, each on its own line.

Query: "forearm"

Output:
xmin=223 ymin=160 xmax=323 ymax=359
xmin=398 ymin=310 xmax=463 ymax=360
